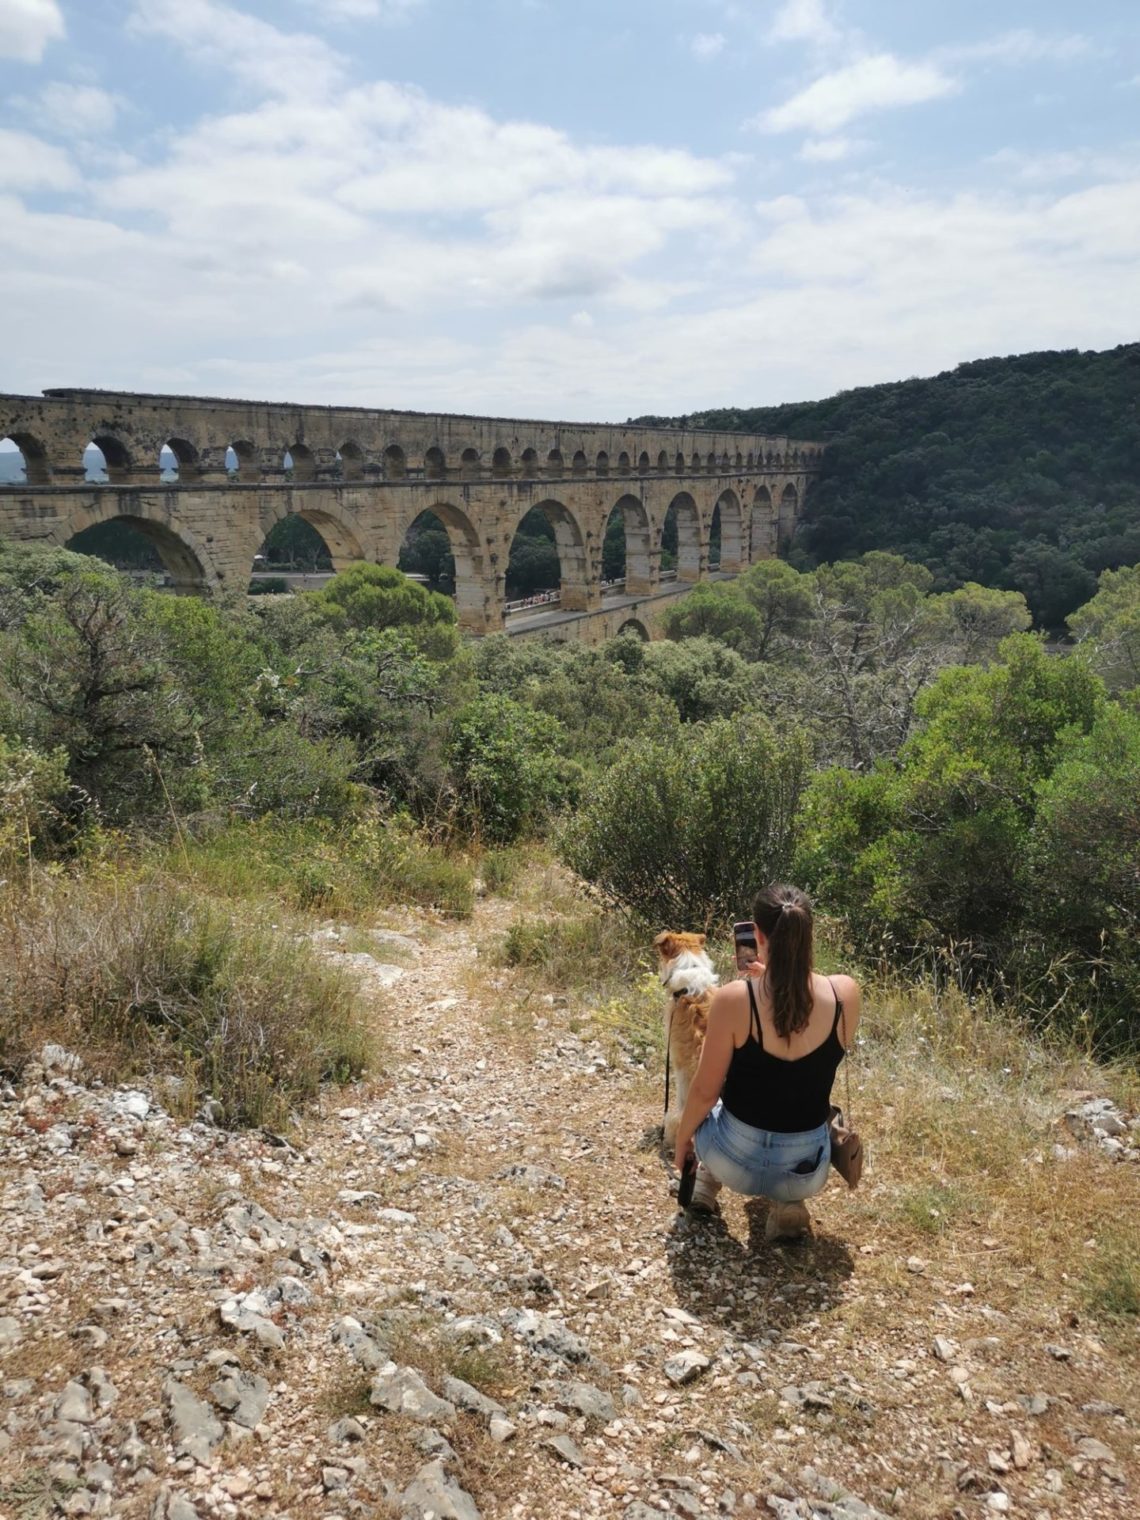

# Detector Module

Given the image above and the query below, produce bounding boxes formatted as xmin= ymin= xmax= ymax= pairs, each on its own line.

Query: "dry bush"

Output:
xmin=0 ymin=873 xmax=372 ymax=1128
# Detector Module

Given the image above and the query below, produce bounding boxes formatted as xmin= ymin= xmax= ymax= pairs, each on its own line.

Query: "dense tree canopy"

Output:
xmin=634 ymin=344 xmax=1140 ymax=629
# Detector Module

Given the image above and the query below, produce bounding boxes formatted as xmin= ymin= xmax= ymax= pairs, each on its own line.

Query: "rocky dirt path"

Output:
xmin=0 ymin=896 xmax=1136 ymax=1520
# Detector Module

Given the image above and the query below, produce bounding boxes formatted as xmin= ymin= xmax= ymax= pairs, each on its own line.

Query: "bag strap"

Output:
xmin=829 ymin=977 xmax=854 ymax=1123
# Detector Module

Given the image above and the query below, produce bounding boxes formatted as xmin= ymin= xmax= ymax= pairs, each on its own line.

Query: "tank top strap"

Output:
xmin=745 ymin=978 xmax=763 ymax=1049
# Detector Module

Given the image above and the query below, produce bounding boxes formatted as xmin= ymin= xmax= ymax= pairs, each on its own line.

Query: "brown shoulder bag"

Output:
xmin=827 ymin=987 xmax=864 ymax=1189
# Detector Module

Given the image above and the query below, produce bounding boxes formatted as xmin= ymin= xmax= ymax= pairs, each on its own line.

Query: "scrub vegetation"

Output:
xmin=0 ymin=535 xmax=1137 ymax=1131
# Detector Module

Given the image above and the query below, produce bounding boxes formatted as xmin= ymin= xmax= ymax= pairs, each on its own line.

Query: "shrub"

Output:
xmin=0 ymin=739 xmax=72 ymax=876
xmin=307 ymin=562 xmax=460 ymax=661
xmin=797 ymin=636 xmax=1107 ymax=952
xmin=639 ymin=637 xmax=756 ymax=723
xmin=0 ymin=876 xmax=371 ymax=1128
xmin=446 ymin=694 xmax=576 ymax=844
xmin=0 ymin=562 xmax=196 ymax=821
xmin=559 ymin=713 xmax=810 ymax=929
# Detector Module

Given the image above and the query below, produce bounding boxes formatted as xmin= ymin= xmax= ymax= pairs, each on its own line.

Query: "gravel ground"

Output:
xmin=0 ymin=898 xmax=1136 ymax=1520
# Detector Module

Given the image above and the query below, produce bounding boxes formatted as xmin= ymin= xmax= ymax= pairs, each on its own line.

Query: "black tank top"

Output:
xmin=721 ymin=978 xmax=846 ymax=1134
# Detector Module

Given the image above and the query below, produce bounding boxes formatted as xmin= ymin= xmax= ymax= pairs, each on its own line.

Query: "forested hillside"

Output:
xmin=634 ymin=344 xmax=1140 ymax=628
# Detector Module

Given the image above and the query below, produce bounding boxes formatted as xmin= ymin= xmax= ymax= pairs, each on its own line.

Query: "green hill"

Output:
xmin=633 ymin=343 xmax=1140 ymax=627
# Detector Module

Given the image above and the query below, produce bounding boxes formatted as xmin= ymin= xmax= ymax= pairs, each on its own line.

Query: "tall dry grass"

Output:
xmin=0 ymin=872 xmax=372 ymax=1129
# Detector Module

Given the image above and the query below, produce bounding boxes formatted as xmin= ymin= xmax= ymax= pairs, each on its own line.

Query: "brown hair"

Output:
xmin=752 ymin=883 xmax=814 ymax=1040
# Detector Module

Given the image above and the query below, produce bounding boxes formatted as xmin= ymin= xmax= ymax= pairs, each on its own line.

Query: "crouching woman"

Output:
xmin=673 ymin=884 xmax=861 ymax=1240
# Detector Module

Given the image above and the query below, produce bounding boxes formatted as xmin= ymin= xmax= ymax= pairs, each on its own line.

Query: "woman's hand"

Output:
xmin=674 ymin=1132 xmax=695 ymax=1173
xmin=745 ymin=958 xmax=766 ymax=976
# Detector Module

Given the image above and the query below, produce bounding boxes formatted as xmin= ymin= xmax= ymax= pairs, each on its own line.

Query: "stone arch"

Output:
xmin=160 ymin=437 xmax=198 ymax=483
xmin=572 ymin=450 xmax=587 ymax=476
xmin=714 ymin=488 xmax=744 ymax=573
xmin=0 ymin=432 xmax=50 ymax=485
xmin=657 ymin=449 xmax=670 ymax=473
xmin=706 ymin=451 xmax=717 ymax=474
xmin=399 ymin=500 xmax=489 ymax=633
xmin=338 ymin=440 xmax=364 ymax=481
xmin=616 ymin=617 xmax=650 ymax=641
xmin=227 ymin=440 xmax=258 ymax=482
xmin=425 ymin=446 xmax=446 ymax=481
xmin=254 ymin=515 xmax=331 ymax=578
xmin=506 ymin=498 xmax=589 ymax=612
xmin=596 ymin=450 xmax=610 ymax=477
xmin=286 ymin=443 xmax=316 ymax=483
xmin=460 ymin=447 xmax=481 ymax=480
xmin=547 ymin=448 xmax=564 ymax=475
xmin=605 ymin=494 xmax=653 ymax=594
xmin=492 ymin=446 xmax=512 ymax=477
xmin=617 ymin=451 xmax=631 ymax=476
xmin=520 ymin=448 xmax=538 ymax=477
xmin=734 ymin=451 xmax=743 ymax=470
xmin=64 ymin=505 xmax=212 ymax=594
xmin=86 ymin=433 xmax=132 ymax=484
xmin=675 ymin=452 xmax=685 ymax=475
xmin=384 ymin=444 xmax=407 ymax=480
xmin=778 ymin=482 xmax=798 ymax=550
xmin=690 ymin=451 xmax=701 ymax=473
xmin=261 ymin=499 xmax=368 ymax=573
xmin=746 ymin=451 xmax=755 ymax=468
xmin=638 ymin=451 xmax=650 ymax=476
xmin=663 ymin=491 xmax=702 ymax=582
xmin=750 ymin=485 xmax=775 ymax=562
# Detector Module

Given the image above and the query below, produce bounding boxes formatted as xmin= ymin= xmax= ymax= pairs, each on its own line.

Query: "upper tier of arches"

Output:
xmin=0 ymin=416 xmax=822 ymax=489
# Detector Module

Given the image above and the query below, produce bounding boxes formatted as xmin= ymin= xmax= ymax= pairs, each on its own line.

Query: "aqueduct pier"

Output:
xmin=0 ymin=388 xmax=821 ymax=637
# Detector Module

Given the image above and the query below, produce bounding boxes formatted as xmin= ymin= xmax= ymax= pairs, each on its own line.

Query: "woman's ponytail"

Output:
xmin=752 ymin=883 xmax=814 ymax=1039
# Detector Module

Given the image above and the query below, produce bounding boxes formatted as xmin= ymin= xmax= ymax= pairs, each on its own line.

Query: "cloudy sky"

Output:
xmin=1 ymin=0 xmax=1138 ymax=420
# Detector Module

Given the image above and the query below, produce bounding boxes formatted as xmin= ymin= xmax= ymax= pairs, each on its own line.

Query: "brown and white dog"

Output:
xmin=654 ymin=931 xmax=719 ymax=1148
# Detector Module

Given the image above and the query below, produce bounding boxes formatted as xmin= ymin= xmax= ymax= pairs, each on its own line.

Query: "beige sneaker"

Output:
xmin=688 ymin=1164 xmax=722 ymax=1213
xmin=764 ymin=1200 xmax=810 ymax=1241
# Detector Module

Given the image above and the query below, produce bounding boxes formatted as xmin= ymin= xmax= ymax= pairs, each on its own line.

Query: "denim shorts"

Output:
xmin=694 ymin=1101 xmax=831 ymax=1202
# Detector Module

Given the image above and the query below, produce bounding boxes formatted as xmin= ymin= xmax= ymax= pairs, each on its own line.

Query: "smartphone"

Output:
xmin=733 ymin=920 xmax=758 ymax=974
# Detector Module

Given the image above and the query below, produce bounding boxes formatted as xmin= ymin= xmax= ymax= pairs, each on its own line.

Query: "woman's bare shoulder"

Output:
xmin=817 ymin=970 xmax=861 ymax=1002
xmin=711 ymin=978 xmax=750 ymax=1013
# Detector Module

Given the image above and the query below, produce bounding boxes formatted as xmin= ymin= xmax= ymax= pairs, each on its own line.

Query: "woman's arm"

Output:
xmin=673 ymin=987 xmax=739 ymax=1171
xmin=831 ymin=974 xmax=862 ymax=1047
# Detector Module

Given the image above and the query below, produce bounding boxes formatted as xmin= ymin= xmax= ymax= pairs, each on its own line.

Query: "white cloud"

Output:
xmin=0 ymin=0 xmax=1134 ymax=421
xmin=301 ymin=0 xmax=425 ymax=18
xmin=798 ymin=135 xmax=861 ymax=162
xmin=939 ymin=30 xmax=1093 ymax=67
xmin=0 ymin=129 xmax=77 ymax=190
xmin=0 ymin=0 xmax=63 ymax=62
xmin=767 ymin=0 xmax=841 ymax=49
xmin=690 ymin=32 xmax=726 ymax=61
xmin=757 ymin=53 xmax=958 ymax=135
xmin=33 ymin=83 xmax=121 ymax=137
xmin=988 ymin=146 xmax=1140 ymax=185
xmin=128 ymin=0 xmax=345 ymax=99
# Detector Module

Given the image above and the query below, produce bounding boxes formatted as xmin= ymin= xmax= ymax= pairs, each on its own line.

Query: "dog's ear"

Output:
xmin=654 ymin=931 xmax=680 ymax=960
xmin=696 ymin=934 xmax=707 ymax=947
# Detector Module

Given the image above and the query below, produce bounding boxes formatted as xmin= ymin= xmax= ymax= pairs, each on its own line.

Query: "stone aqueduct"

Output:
xmin=0 ymin=388 xmax=822 ymax=638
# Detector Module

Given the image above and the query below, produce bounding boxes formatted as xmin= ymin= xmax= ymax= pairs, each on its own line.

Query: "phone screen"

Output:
xmin=733 ymin=921 xmax=757 ymax=974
